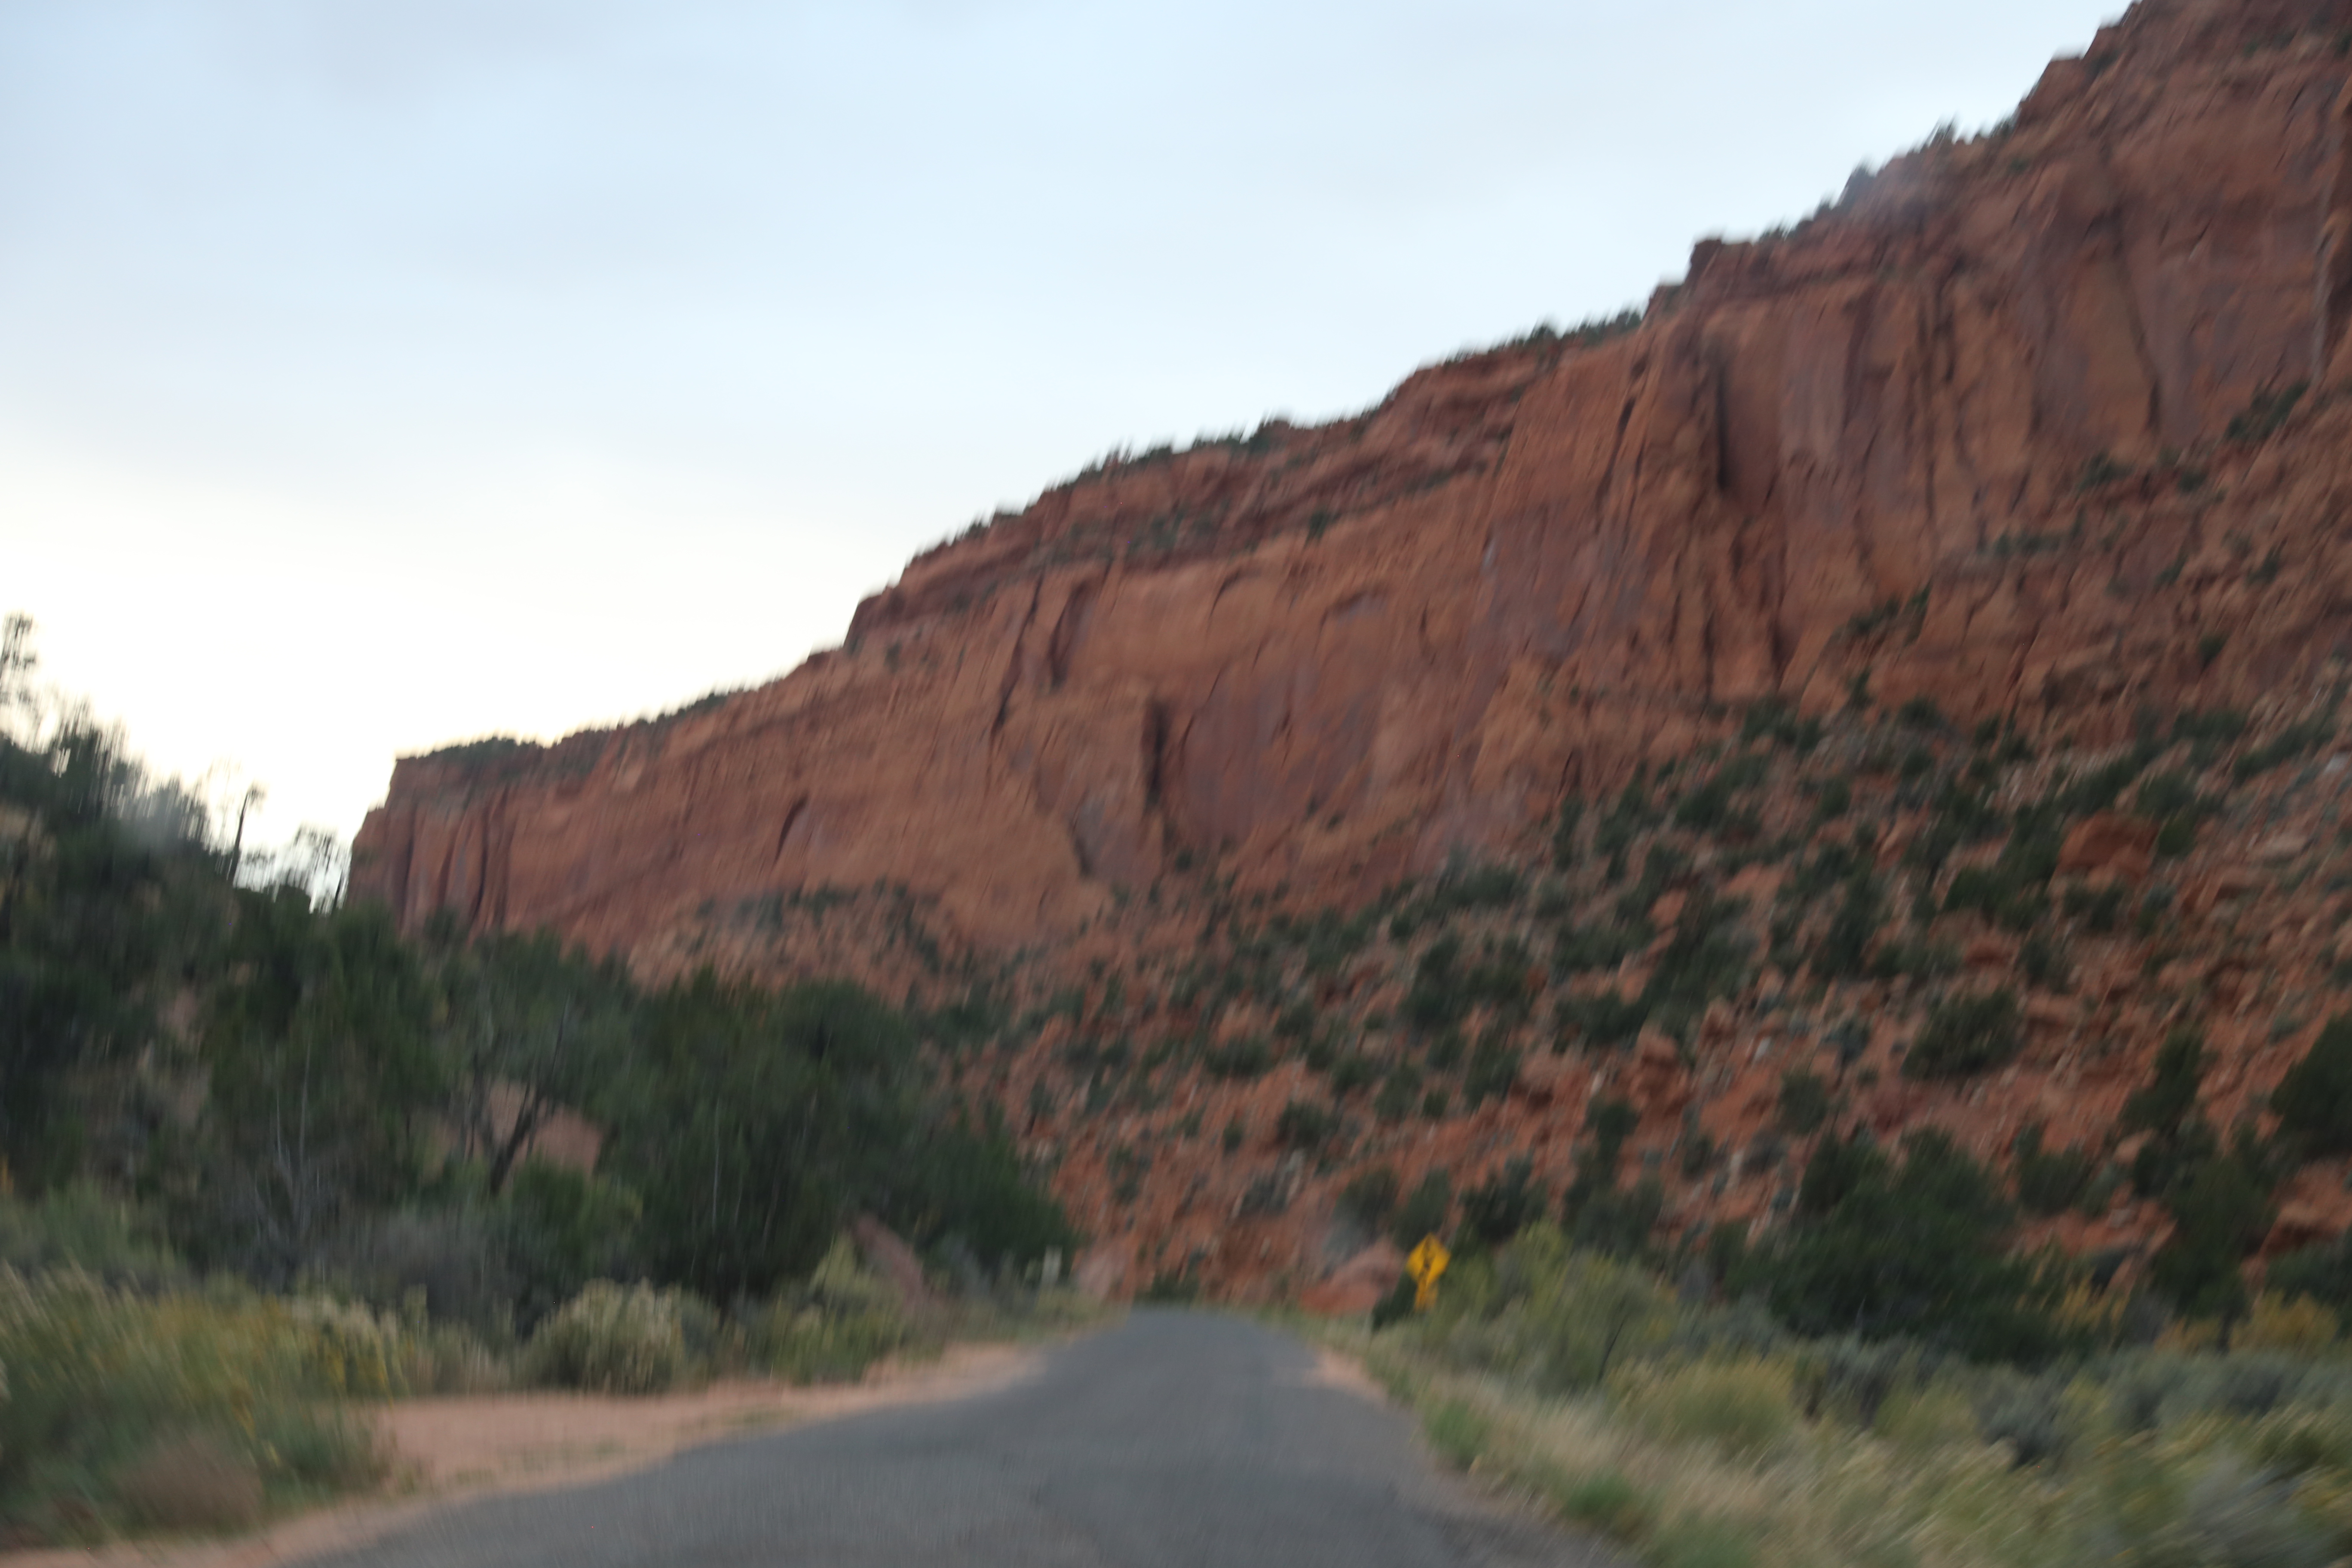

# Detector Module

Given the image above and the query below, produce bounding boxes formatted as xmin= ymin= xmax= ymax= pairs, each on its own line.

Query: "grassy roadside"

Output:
xmin=1282 ymin=1247 xmax=2352 ymax=1568
xmin=0 ymin=1228 xmax=1104 ymax=1551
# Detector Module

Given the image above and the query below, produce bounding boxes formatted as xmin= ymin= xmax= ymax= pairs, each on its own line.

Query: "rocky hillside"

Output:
xmin=355 ymin=0 xmax=2352 ymax=1302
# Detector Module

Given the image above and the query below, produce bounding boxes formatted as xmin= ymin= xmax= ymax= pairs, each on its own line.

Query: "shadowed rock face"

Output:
xmin=355 ymin=0 xmax=2352 ymax=965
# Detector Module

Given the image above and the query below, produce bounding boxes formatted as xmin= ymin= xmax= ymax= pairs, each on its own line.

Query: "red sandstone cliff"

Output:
xmin=355 ymin=0 xmax=2352 ymax=960
xmin=352 ymin=1 xmax=2352 ymax=1300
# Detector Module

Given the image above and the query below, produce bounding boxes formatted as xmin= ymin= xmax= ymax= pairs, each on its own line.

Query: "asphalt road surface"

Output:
xmin=303 ymin=1311 xmax=1623 ymax=1568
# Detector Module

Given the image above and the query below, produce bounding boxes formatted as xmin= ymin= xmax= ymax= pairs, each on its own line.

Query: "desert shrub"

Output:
xmin=1391 ymin=1170 xmax=1452 ymax=1248
xmin=1547 ymin=1468 xmax=1653 ymax=1537
xmin=2019 ymin=928 xmax=2071 ymax=992
xmin=1203 ymin=1035 xmax=1274 ymax=1079
xmin=1476 ymin=1225 xmax=1675 ymax=1390
xmin=1462 ymin=1034 xmax=1520 ymax=1109
xmin=2058 ymin=753 xmax=2146 ymax=816
xmin=1904 ymin=988 xmax=2023 ymax=1080
xmin=2269 ymin=1233 xmax=2352 ymax=1316
xmin=1374 ymin=1063 xmax=1422 ymax=1123
xmin=2237 ymin=1291 xmax=2341 ymax=1352
xmin=1776 ymin=1069 xmax=1834 ymax=1136
xmin=1758 ymin=1130 xmax=2058 ymax=1358
xmin=1897 ymin=695 xmax=1947 ymax=730
xmin=1809 ymin=872 xmax=1884 ymax=980
xmin=1551 ymin=796 xmax=1585 ymax=867
xmin=1793 ymin=1335 xmax=1908 ymax=1428
xmin=1423 ymin=1398 xmax=1491 ymax=1469
xmin=2236 ymin=718 xmax=2333 ymax=780
xmin=2153 ymin=815 xmax=2198 ymax=857
xmin=524 ymin=1280 xmax=693 ymax=1394
xmin=1336 ymin=1166 xmax=1400 ymax=1234
xmin=1554 ymin=918 xmax=1647 ymax=974
xmin=1618 ymin=1357 xmax=1798 ymax=1459
xmin=748 ymin=1238 xmax=923 ymax=1385
xmin=2227 ymin=379 xmax=2308 ymax=442
xmin=1869 ymin=936 xmax=1962 ymax=982
xmin=0 ymin=1186 xmax=184 ymax=1289
xmin=2275 ymin=1015 xmax=2352 ymax=1158
xmin=1556 ymin=990 xmax=1649 ymax=1050
xmin=1428 ymin=863 xmax=1524 ymax=913
xmin=2011 ymin=1123 xmax=2095 ymax=1216
xmin=1274 ymin=1099 xmax=1340 ymax=1155
xmin=309 ymin=1207 xmax=518 ymax=1341
xmin=1458 ymin=1156 xmax=1547 ymax=1249
xmin=2125 ymin=1026 xmax=2217 ymax=1196
xmin=1327 ymin=1052 xmax=1380 ymax=1095
xmin=1641 ymin=896 xmax=1753 ymax=1035
xmin=2148 ymin=1156 xmax=2273 ymax=1320
xmin=2064 ymin=880 xmax=2128 ymax=933
xmin=1975 ymin=1377 xmax=2069 ymax=1467
xmin=0 ymin=1269 xmax=381 ymax=1540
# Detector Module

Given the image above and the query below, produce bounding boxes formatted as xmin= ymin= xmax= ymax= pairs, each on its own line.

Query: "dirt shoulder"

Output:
xmin=4 ymin=1341 xmax=1041 ymax=1568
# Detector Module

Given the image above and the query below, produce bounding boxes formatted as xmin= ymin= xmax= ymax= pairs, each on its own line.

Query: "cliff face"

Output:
xmin=352 ymin=3 xmax=2352 ymax=1302
xmin=354 ymin=0 xmax=2352 ymax=961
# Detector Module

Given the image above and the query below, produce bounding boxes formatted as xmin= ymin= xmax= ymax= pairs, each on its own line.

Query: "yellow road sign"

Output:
xmin=1406 ymin=1235 xmax=1450 ymax=1310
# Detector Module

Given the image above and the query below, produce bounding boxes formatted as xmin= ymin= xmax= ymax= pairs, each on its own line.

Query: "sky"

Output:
xmin=1 ymin=0 xmax=2125 ymax=851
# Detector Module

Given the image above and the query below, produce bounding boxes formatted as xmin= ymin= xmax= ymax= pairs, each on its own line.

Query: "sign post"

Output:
xmin=1406 ymin=1234 xmax=1451 ymax=1311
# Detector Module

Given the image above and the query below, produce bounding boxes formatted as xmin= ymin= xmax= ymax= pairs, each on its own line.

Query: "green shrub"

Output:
xmin=1337 ymin=1166 xmax=1400 ymax=1234
xmin=1274 ymin=1099 xmax=1340 ymax=1155
xmin=2019 ymin=928 xmax=2071 ymax=992
xmin=0 ymin=1270 xmax=381 ymax=1540
xmin=2275 ymin=1016 xmax=2352 ymax=1158
xmin=1546 ymin=1467 xmax=1653 ymax=1537
xmin=1776 ymin=1069 xmax=1834 ymax=1136
xmin=2236 ymin=719 xmax=2332 ymax=780
xmin=1556 ymin=990 xmax=1649 ymax=1050
xmin=1904 ymin=989 xmax=2024 ymax=1080
xmin=1555 ymin=918 xmax=1646 ymax=974
xmin=1462 ymin=1034 xmax=1520 ymax=1109
xmin=1203 ymin=1036 xmax=1274 ymax=1079
xmin=2011 ymin=1123 xmax=2095 ymax=1216
xmin=2227 ymin=379 xmax=2307 ymax=443
xmin=1760 ymin=1130 xmax=2057 ymax=1358
xmin=1423 ymin=1398 xmax=1491 ymax=1469
xmin=1551 ymin=796 xmax=1584 ymax=868
xmin=1373 ymin=1064 xmax=1421 ymax=1123
xmin=2269 ymin=1234 xmax=2352 ymax=1315
xmin=0 ymin=1187 xmax=184 ymax=1289
xmin=1391 ymin=1170 xmax=1452 ymax=1248
xmin=524 ymin=1280 xmax=693 ymax=1394
xmin=1458 ymin=1156 xmax=1547 ymax=1249
xmin=2148 ymin=1157 xmax=2272 ymax=1320
xmin=1942 ymin=864 xmax=2042 ymax=932
xmin=1619 ymin=1357 xmax=1798 ymax=1458
xmin=2155 ymin=815 xmax=2199 ymax=857
xmin=1428 ymin=864 xmax=1524 ymax=913
xmin=1810 ymin=872 xmax=1884 ymax=980
xmin=1897 ymin=695 xmax=1947 ymax=730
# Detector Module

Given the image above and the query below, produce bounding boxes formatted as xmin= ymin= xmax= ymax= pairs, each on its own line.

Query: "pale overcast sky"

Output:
xmin=3 ymin=0 xmax=2122 ymax=848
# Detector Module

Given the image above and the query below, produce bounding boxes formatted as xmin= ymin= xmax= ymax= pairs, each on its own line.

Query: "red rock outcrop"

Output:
xmin=349 ymin=2 xmax=2352 ymax=1301
xmin=356 ymin=0 xmax=2352 ymax=963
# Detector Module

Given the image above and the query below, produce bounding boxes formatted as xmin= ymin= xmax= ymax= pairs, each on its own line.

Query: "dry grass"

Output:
xmin=1310 ymin=1320 xmax=2352 ymax=1568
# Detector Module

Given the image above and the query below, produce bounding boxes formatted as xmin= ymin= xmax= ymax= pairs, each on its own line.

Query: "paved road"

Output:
xmin=303 ymin=1311 xmax=1621 ymax=1568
